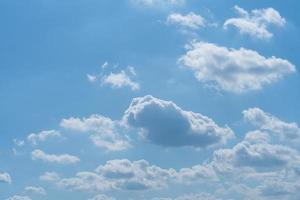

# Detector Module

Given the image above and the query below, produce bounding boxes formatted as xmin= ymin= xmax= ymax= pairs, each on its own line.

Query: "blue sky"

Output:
xmin=1 ymin=0 xmax=300 ymax=199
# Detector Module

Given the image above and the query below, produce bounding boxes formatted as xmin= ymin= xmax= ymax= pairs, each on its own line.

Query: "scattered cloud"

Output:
xmin=0 ymin=172 xmax=11 ymax=184
xmin=167 ymin=12 xmax=206 ymax=30
xmin=153 ymin=193 xmax=220 ymax=200
xmin=40 ymin=172 xmax=60 ymax=182
xmin=243 ymin=107 xmax=300 ymax=142
xmin=31 ymin=149 xmax=80 ymax=164
xmin=102 ymin=70 xmax=140 ymax=91
xmin=124 ymin=95 xmax=234 ymax=148
xmin=57 ymin=159 xmax=176 ymax=192
xmin=179 ymin=41 xmax=296 ymax=93
xmin=87 ymin=64 xmax=140 ymax=91
xmin=224 ymin=5 xmax=286 ymax=39
xmin=213 ymin=130 xmax=300 ymax=170
xmin=5 ymin=196 xmax=32 ymax=200
xmin=130 ymin=0 xmax=185 ymax=9
xmin=61 ymin=114 xmax=131 ymax=151
xmin=88 ymin=194 xmax=116 ymax=200
xmin=27 ymin=130 xmax=61 ymax=145
xmin=24 ymin=186 xmax=47 ymax=195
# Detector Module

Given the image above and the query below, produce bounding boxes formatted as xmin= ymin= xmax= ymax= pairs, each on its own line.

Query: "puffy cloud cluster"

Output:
xmin=124 ymin=95 xmax=234 ymax=148
xmin=61 ymin=114 xmax=131 ymax=151
xmin=224 ymin=6 xmax=286 ymax=39
xmin=243 ymin=107 xmax=300 ymax=142
xmin=179 ymin=41 xmax=295 ymax=93
xmin=57 ymin=159 xmax=176 ymax=192
xmin=31 ymin=149 xmax=80 ymax=165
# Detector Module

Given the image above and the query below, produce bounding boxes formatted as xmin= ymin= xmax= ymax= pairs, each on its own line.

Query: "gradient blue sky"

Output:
xmin=1 ymin=0 xmax=300 ymax=200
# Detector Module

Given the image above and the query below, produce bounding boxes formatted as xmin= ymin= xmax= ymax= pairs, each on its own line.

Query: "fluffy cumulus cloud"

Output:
xmin=31 ymin=149 xmax=80 ymax=164
xmin=60 ymin=114 xmax=131 ymax=151
xmin=88 ymin=194 xmax=116 ymax=200
xmin=0 ymin=172 xmax=11 ymax=184
xmin=213 ymin=131 xmax=300 ymax=170
xmin=57 ymin=159 xmax=176 ymax=192
xmin=124 ymin=95 xmax=234 ymax=148
xmin=102 ymin=70 xmax=140 ymax=91
xmin=179 ymin=41 xmax=296 ymax=93
xmin=130 ymin=0 xmax=185 ymax=8
xmin=167 ymin=12 xmax=205 ymax=30
xmin=224 ymin=5 xmax=286 ymax=39
xmin=24 ymin=186 xmax=47 ymax=195
xmin=5 ymin=196 xmax=31 ymax=200
xmin=27 ymin=130 xmax=61 ymax=145
xmin=243 ymin=107 xmax=300 ymax=141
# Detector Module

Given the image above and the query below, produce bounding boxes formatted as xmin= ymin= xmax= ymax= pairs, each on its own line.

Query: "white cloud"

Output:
xmin=179 ymin=41 xmax=296 ymax=93
xmin=167 ymin=12 xmax=205 ymax=30
xmin=5 ymin=196 xmax=31 ymax=200
xmin=88 ymin=194 xmax=116 ymax=200
xmin=243 ymin=108 xmax=300 ymax=142
xmin=25 ymin=186 xmax=47 ymax=195
xmin=88 ymin=65 xmax=140 ymax=91
xmin=58 ymin=159 xmax=176 ymax=192
xmin=31 ymin=149 xmax=80 ymax=164
xmin=60 ymin=114 xmax=131 ymax=151
xmin=153 ymin=193 xmax=220 ymax=200
xmin=13 ymin=139 xmax=25 ymax=147
xmin=224 ymin=5 xmax=286 ymax=39
xmin=102 ymin=70 xmax=140 ymax=91
xmin=40 ymin=172 xmax=60 ymax=181
xmin=0 ymin=172 xmax=11 ymax=184
xmin=213 ymin=131 xmax=300 ymax=170
xmin=27 ymin=130 xmax=61 ymax=145
xmin=124 ymin=95 xmax=234 ymax=148
xmin=87 ymin=74 xmax=97 ymax=82
xmin=177 ymin=164 xmax=218 ymax=184
xmin=130 ymin=0 xmax=185 ymax=8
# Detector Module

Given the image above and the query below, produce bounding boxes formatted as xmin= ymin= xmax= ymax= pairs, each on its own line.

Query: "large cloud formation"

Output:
xmin=224 ymin=6 xmax=286 ymax=39
xmin=123 ymin=95 xmax=234 ymax=148
xmin=179 ymin=41 xmax=296 ymax=93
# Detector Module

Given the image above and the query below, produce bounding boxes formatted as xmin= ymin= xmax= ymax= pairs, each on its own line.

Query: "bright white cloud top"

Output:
xmin=179 ymin=41 xmax=296 ymax=93
xmin=224 ymin=6 xmax=286 ymax=39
